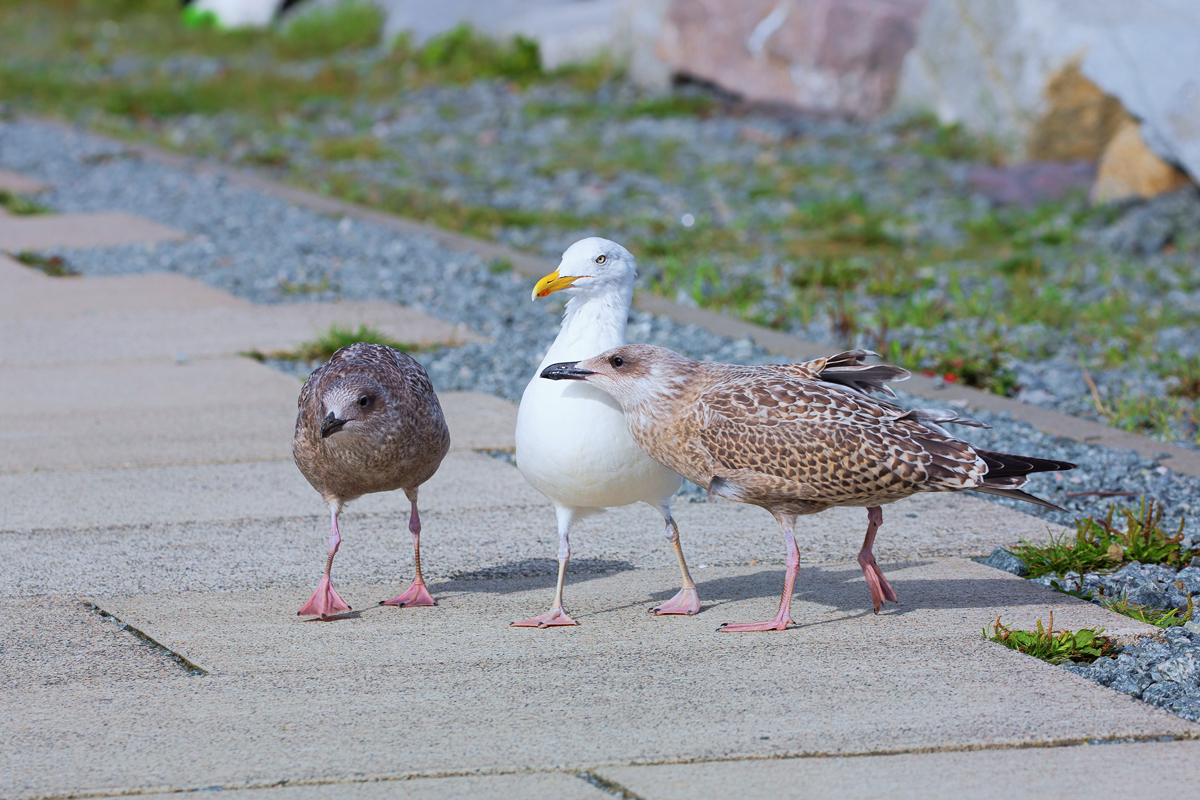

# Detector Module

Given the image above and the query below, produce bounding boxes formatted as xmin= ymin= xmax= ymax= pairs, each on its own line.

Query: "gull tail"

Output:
xmin=971 ymin=449 xmax=1077 ymax=512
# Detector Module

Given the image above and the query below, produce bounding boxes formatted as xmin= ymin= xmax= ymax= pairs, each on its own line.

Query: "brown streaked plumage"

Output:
xmin=541 ymin=344 xmax=1075 ymax=631
xmin=293 ymin=342 xmax=450 ymax=618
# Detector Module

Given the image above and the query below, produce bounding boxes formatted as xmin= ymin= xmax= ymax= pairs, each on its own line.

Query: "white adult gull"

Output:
xmin=511 ymin=237 xmax=700 ymax=627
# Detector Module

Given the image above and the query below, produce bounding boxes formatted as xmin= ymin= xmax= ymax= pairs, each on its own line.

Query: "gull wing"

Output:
xmin=692 ymin=373 xmax=986 ymax=510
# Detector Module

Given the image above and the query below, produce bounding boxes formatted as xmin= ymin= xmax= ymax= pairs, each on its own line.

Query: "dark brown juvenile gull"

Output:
xmin=541 ymin=345 xmax=1076 ymax=632
xmin=293 ymin=342 xmax=450 ymax=618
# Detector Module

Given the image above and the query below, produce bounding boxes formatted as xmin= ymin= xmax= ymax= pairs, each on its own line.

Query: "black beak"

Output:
xmin=320 ymin=411 xmax=347 ymax=438
xmin=540 ymin=361 xmax=595 ymax=381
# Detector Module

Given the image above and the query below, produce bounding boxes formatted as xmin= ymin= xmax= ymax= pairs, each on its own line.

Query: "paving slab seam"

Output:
xmin=8 ymin=733 xmax=1194 ymax=800
xmin=80 ymin=600 xmax=209 ymax=676
xmin=38 ymin=118 xmax=1200 ymax=480
xmin=11 ymin=768 xmax=624 ymax=800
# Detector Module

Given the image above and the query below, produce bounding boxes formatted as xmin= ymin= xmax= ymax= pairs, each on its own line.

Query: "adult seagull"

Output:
xmin=512 ymin=238 xmax=700 ymax=627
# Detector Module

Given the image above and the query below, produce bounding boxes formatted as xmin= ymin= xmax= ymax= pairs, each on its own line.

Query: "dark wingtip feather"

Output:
xmin=970 ymin=486 xmax=1066 ymax=512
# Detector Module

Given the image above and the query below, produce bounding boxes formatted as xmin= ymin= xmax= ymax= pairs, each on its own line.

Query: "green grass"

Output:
xmin=398 ymin=23 xmax=543 ymax=84
xmin=274 ymin=0 xmax=384 ymax=59
xmin=312 ymin=136 xmax=387 ymax=161
xmin=984 ymin=613 xmax=1115 ymax=665
xmin=1100 ymin=594 xmax=1194 ymax=630
xmin=0 ymin=189 xmax=49 ymax=215
xmin=13 ymin=250 xmax=79 ymax=277
xmin=1012 ymin=499 xmax=1188 ymax=580
xmin=244 ymin=324 xmax=417 ymax=363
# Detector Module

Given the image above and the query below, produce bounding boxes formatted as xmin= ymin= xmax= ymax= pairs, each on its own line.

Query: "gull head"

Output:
xmin=531 ymin=237 xmax=637 ymax=301
xmin=319 ymin=374 xmax=386 ymax=438
xmin=540 ymin=344 xmax=696 ymax=414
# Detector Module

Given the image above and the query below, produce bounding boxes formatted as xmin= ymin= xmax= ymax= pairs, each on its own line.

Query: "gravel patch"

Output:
xmin=1065 ymin=624 xmax=1200 ymax=723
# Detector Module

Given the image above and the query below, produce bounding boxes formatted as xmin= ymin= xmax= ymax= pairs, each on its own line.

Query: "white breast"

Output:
xmin=515 ymin=291 xmax=682 ymax=510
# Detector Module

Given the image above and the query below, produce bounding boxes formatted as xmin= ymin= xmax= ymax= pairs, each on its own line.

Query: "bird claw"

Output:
xmin=380 ymin=579 xmax=436 ymax=607
xmin=860 ymin=558 xmax=898 ymax=613
xmin=718 ymin=616 xmax=793 ymax=632
xmin=648 ymin=587 xmax=701 ymax=616
xmin=298 ymin=575 xmax=351 ymax=618
xmin=511 ymin=607 xmax=578 ymax=628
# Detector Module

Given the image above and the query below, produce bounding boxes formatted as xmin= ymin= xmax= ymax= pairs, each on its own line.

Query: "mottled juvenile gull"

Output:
xmin=512 ymin=237 xmax=699 ymax=628
xmin=542 ymin=345 xmax=1076 ymax=631
xmin=293 ymin=342 xmax=450 ymax=618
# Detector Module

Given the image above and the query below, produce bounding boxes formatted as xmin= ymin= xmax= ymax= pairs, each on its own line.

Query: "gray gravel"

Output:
xmin=1065 ymin=624 xmax=1200 ymax=723
xmin=979 ymin=544 xmax=1200 ymax=723
xmin=4 ymin=117 xmax=1200 ymax=720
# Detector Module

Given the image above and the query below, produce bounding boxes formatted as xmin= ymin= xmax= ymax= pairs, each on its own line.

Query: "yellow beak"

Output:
xmin=531 ymin=270 xmax=588 ymax=300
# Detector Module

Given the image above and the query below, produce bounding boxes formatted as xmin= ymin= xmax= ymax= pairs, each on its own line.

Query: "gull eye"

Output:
xmin=610 ymin=356 xmax=624 ymax=368
xmin=595 ymin=254 xmax=607 ymax=265
xmin=358 ymin=396 xmax=370 ymax=407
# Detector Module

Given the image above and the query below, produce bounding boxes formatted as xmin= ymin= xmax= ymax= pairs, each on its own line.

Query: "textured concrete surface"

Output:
xmin=0 ymin=361 xmax=510 ymax=472
xmin=0 ymin=596 xmax=190 ymax=690
xmin=0 ymin=210 xmax=186 ymax=250
xmin=438 ymin=391 xmax=517 ymax=452
xmin=2 ymin=299 xmax=479 ymax=366
xmin=599 ymin=740 xmax=1200 ymax=800
xmin=0 ymin=167 xmax=48 ymax=194
xmin=0 ymin=267 xmax=243 ymax=315
xmin=218 ymin=775 xmax=612 ymax=800
xmin=0 ymin=563 xmax=1189 ymax=798
xmin=2 ymin=450 xmax=1063 ymax=599
xmin=0 ymin=357 xmax=299 ymax=471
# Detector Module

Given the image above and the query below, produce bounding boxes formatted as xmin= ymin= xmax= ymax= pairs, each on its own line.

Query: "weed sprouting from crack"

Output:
xmin=984 ymin=611 xmax=1115 ymax=665
xmin=1011 ymin=498 xmax=1189 ymax=579
xmin=14 ymin=250 xmax=79 ymax=277
xmin=242 ymin=323 xmax=421 ymax=365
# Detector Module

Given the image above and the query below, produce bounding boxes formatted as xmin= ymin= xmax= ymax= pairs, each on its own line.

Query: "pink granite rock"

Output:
xmin=661 ymin=0 xmax=927 ymax=119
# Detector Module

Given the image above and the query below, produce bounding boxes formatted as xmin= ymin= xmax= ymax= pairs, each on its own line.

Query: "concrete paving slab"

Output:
xmin=1 ymin=300 xmax=480 ymax=366
xmin=0 ymin=210 xmax=186 ymax=250
xmin=219 ymin=774 xmax=611 ymax=800
xmin=0 ymin=252 xmax=49 ymax=288
xmin=0 ymin=168 xmax=48 ymax=194
xmin=1 ymin=344 xmax=498 ymax=473
xmin=1 ymin=563 xmax=1189 ymax=798
xmin=1 ymin=455 xmax=1060 ymax=597
xmin=597 ymin=739 xmax=1200 ymax=799
xmin=0 ymin=357 xmax=299 ymax=472
xmin=437 ymin=391 xmax=516 ymax=452
xmin=91 ymin=561 xmax=1164 ymax=675
xmin=0 ymin=269 xmax=247 ymax=318
xmin=0 ymin=596 xmax=189 ymax=690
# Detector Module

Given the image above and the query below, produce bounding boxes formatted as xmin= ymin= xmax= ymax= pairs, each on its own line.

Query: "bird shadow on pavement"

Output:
xmin=430 ymin=558 xmax=637 ymax=595
xmin=640 ymin=562 xmax=1080 ymax=620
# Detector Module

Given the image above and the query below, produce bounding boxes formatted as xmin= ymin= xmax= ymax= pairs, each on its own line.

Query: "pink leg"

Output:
xmin=299 ymin=505 xmax=352 ymax=618
xmin=720 ymin=516 xmax=799 ymax=632
xmin=381 ymin=499 xmax=436 ymax=607
xmin=858 ymin=506 xmax=898 ymax=614
xmin=649 ymin=510 xmax=700 ymax=615
xmin=512 ymin=510 xmax=578 ymax=628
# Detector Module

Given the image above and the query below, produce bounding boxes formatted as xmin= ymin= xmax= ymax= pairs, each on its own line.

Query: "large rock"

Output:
xmin=300 ymin=0 xmax=672 ymax=81
xmin=660 ymin=0 xmax=928 ymax=119
xmin=895 ymin=0 xmax=1200 ymax=183
xmin=191 ymin=0 xmax=283 ymax=27
xmin=1081 ymin=19 xmax=1200 ymax=188
xmin=1091 ymin=118 xmax=1193 ymax=203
